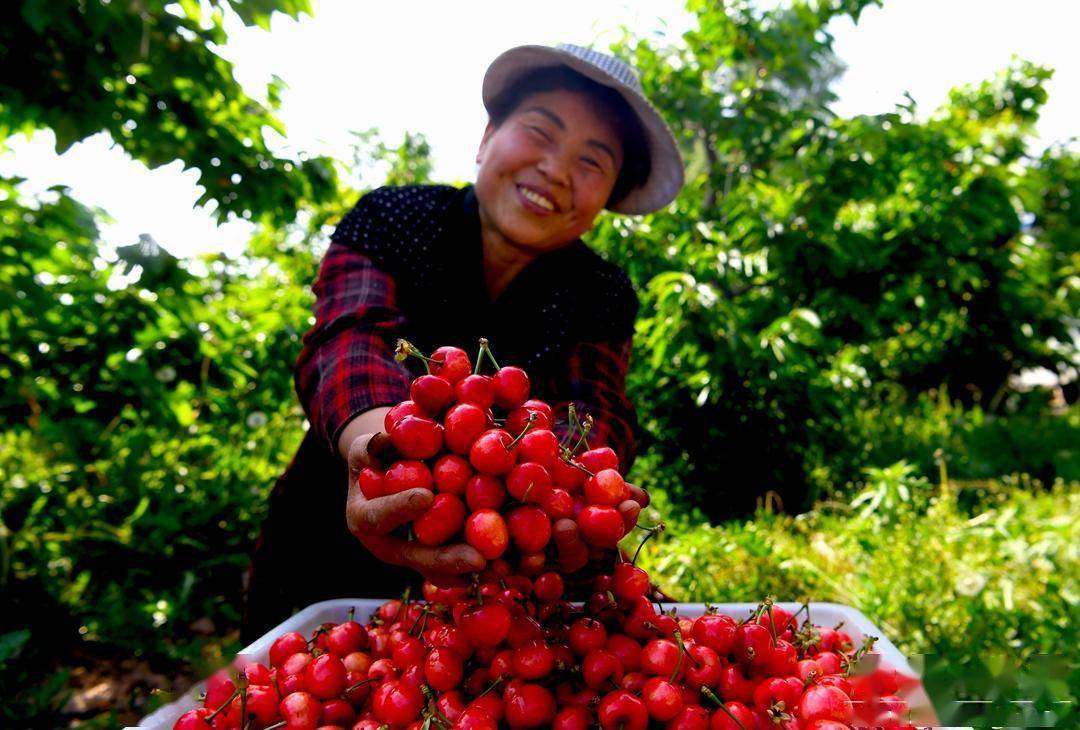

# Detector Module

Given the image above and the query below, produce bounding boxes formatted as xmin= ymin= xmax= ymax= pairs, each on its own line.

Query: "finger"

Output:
xmin=346 ymin=432 xmax=381 ymax=476
xmin=400 ymin=542 xmax=487 ymax=576
xmin=347 ymin=487 xmax=433 ymax=536
xmin=553 ymin=518 xmax=589 ymax=573
xmin=627 ymin=484 xmax=649 ymax=508
xmin=618 ymin=499 xmax=641 ymax=532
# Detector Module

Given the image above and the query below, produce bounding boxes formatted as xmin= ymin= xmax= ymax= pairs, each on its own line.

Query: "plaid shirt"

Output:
xmin=293 ymin=184 xmax=640 ymax=469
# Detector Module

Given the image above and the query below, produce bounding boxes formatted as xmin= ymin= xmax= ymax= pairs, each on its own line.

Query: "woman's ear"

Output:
xmin=476 ymin=119 xmax=497 ymax=165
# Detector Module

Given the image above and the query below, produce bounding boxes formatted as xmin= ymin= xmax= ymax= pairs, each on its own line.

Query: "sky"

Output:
xmin=1 ymin=0 xmax=1077 ymax=258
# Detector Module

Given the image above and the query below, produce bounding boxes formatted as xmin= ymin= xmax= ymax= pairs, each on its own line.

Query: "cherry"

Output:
xmin=766 ymin=638 xmax=799 ymax=675
xmin=204 ymin=671 xmax=236 ymax=710
xmin=280 ymin=691 xmax=323 ymax=729
xmin=430 ymin=345 xmax=472 ymax=384
xmin=383 ymin=460 xmax=433 ymax=493
xmin=580 ymin=446 xmax=619 ymax=473
xmin=390 ymin=633 xmax=426 ymax=668
xmin=815 ymin=651 xmax=842 ymax=675
xmin=269 ymin=631 xmax=308 ymax=667
xmin=553 ymin=705 xmax=593 ymax=730
xmin=613 ymin=561 xmax=650 ymax=600
xmin=550 ymin=457 xmax=587 ymax=492
xmin=506 ymin=462 xmax=553 ymax=503
xmin=597 ymin=689 xmax=648 ymax=730
xmin=756 ymin=604 xmax=794 ymax=638
xmin=438 ymin=689 xmax=467 ymax=723
xmin=641 ymin=638 xmax=681 ymax=677
xmin=244 ymin=685 xmax=278 ymax=725
xmin=433 ymin=454 xmax=473 ymax=495
xmin=507 ymin=505 xmax=552 ymax=553
xmin=752 ymin=676 xmax=800 ymax=716
xmin=456 ymin=706 xmax=498 ymax=729
xmin=532 ymin=571 xmax=564 ymax=602
xmin=797 ymin=658 xmax=825 ymax=684
xmin=410 ymin=374 xmax=454 ymax=413
xmin=568 ymin=618 xmax=608 ymax=655
xmin=506 ymin=399 xmax=553 ymax=433
xmin=173 ymin=709 xmax=212 ymax=730
xmin=643 ymin=676 xmax=685 ymax=721
xmin=708 ymin=700 xmax=756 ymax=730
xmin=541 ymin=487 xmax=574 ymax=519
xmin=372 ymin=679 xmax=424 ymax=725
xmin=606 ymin=633 xmax=642 ymax=673
xmin=358 ymin=466 xmax=386 ymax=499
xmin=390 ymin=414 xmax=443 ymax=459
xmin=684 ymin=644 xmax=722 ymax=689
xmin=734 ymin=622 xmax=773 ymax=667
xmin=469 ymin=429 xmax=517 ymax=475
xmin=459 ymin=602 xmax=511 ymax=648
xmin=582 ymin=649 xmax=623 ymax=689
xmin=444 ymin=402 xmax=490 ymax=454
xmin=304 ymin=653 xmax=347 ymax=699
xmin=464 ymin=508 xmax=509 ymax=559
xmin=717 ymin=664 xmax=756 ymax=704
xmin=668 ymin=705 xmax=711 ymax=730
xmin=326 ymin=620 xmax=366 ymax=657
xmin=504 ymin=682 xmax=557 ymax=728
xmin=493 ymin=366 xmax=530 ymax=409
xmin=456 ymin=373 xmax=496 ymax=409
xmin=465 ymin=474 xmax=507 ymax=511
xmin=584 ymin=468 xmax=629 ymax=506
xmin=321 ymin=697 xmax=356 ymax=726
xmin=576 ymin=504 xmax=626 ymax=547
xmin=798 ymin=685 xmax=854 ymax=724
xmin=342 ymin=650 xmax=372 ymax=673
xmin=385 ymin=400 xmax=426 ymax=431
xmin=517 ymin=428 xmax=560 ymax=468
xmin=413 ymin=493 xmax=466 ymax=546
xmin=513 ymin=641 xmax=555 ymax=680
xmin=424 ymin=647 xmax=465 ymax=691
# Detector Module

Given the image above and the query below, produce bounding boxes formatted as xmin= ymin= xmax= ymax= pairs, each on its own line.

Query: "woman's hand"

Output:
xmin=345 ymin=432 xmax=486 ymax=578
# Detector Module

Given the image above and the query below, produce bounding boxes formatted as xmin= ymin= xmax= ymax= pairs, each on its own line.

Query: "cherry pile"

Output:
xmin=172 ymin=341 xmax=920 ymax=729
xmin=361 ymin=339 xmax=641 ymax=563
xmin=174 ymin=591 xmax=916 ymax=729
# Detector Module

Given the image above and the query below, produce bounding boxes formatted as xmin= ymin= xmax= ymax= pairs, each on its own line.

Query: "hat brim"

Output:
xmin=482 ymin=45 xmax=684 ymax=215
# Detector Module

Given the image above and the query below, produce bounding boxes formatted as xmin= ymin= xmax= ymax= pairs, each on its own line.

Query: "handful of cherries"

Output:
xmin=358 ymin=339 xmax=645 ymax=572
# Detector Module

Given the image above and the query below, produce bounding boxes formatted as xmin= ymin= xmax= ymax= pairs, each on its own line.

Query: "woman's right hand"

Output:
xmin=345 ymin=432 xmax=487 ymax=578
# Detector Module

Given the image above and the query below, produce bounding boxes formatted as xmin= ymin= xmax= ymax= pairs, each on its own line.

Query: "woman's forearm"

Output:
xmin=337 ymin=406 xmax=392 ymax=460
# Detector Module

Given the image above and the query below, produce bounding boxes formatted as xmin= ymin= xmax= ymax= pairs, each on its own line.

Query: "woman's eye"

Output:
xmin=530 ymin=126 xmax=552 ymax=141
xmin=582 ymin=157 xmax=601 ymax=170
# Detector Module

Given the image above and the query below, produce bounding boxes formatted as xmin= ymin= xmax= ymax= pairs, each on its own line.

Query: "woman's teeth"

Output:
xmin=519 ymin=186 xmax=554 ymax=211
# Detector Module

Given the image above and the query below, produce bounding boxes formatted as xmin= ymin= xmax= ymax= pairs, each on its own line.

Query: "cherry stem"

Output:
xmin=505 ymin=411 xmax=538 ymax=450
xmin=263 ymin=723 xmax=287 ymax=730
xmin=762 ymin=597 xmax=779 ymax=644
xmin=701 ymin=688 xmax=748 ymax=730
xmin=559 ymin=449 xmax=594 ymax=477
xmin=569 ymin=415 xmax=594 ymax=454
xmin=476 ymin=675 xmax=504 ymax=699
xmin=396 ymin=339 xmax=433 ymax=374
xmin=345 ymin=678 xmax=375 ymax=693
xmin=560 ymin=404 xmax=582 ymax=448
xmin=347 ymin=606 xmax=356 ymax=622
xmin=205 ymin=687 xmax=240 ymax=722
xmin=477 ymin=337 xmax=501 ymax=371
xmin=670 ymin=629 xmax=685 ymax=683
xmin=631 ymin=523 xmax=665 ymax=566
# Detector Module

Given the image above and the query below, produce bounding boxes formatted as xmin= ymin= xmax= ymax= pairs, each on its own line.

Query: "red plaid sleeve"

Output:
xmin=550 ymin=338 xmax=639 ymax=471
xmin=294 ymin=241 xmax=411 ymax=453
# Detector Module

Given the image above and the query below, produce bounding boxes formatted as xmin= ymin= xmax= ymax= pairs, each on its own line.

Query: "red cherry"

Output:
xmin=541 ymin=487 xmax=574 ymax=519
xmin=410 ymin=374 xmax=454 ymax=413
xmin=444 ymin=402 xmax=491 ymax=454
xmin=269 ymin=631 xmax=307 ymax=667
xmin=584 ymin=468 xmax=629 ymax=506
xmin=668 ymin=705 xmax=711 ymax=730
xmin=322 ymin=698 xmax=356 ymax=726
xmin=455 ymin=374 xmax=496 ymax=408
xmin=605 ymin=634 xmax=642 ymax=673
xmin=553 ymin=705 xmax=593 ymax=730
xmin=506 ymin=462 xmax=553 ymax=503
xmin=693 ymin=614 xmax=737 ymax=655
xmin=709 ymin=701 xmax=756 ymax=730
xmin=433 ymin=454 xmax=473 ymax=495
xmin=550 ymin=457 xmax=587 ymax=492
xmin=459 ymin=603 xmax=511 ymax=648
xmin=507 ymin=505 xmax=552 ymax=553
xmin=492 ymin=366 xmax=530 ymax=409
xmin=437 ymin=689 xmax=467 ymax=723
xmin=383 ymin=460 xmax=433 ymax=493
xmin=569 ymin=618 xmax=608 ymax=655
xmin=718 ymin=664 xmax=756 ymax=704
xmin=506 ymin=399 xmax=553 ymax=432
xmin=279 ymin=691 xmax=323 ymax=728
xmin=766 ymin=638 xmax=799 ymax=675
xmin=384 ymin=399 xmax=426 ymax=431
xmin=172 ymin=709 xmax=212 ymax=730
xmin=734 ymin=622 xmax=774 ymax=667
xmin=504 ymin=682 xmax=557 ymax=728
xmin=326 ymin=621 xmax=366 ymax=657
xmin=243 ymin=685 xmax=278 ymax=725
xmin=424 ymin=647 xmax=465 ymax=691
xmin=456 ymin=706 xmax=498 ymax=729
xmin=512 ymin=641 xmax=555 ymax=680
xmin=430 ymin=346 xmax=472 ymax=384
xmin=303 ymin=653 xmax=347 ymax=700
xmin=465 ymin=474 xmax=506 ymax=511
xmin=642 ymin=677 xmax=684 ymax=721
xmin=597 ymin=689 xmax=648 ymax=730
xmin=582 ymin=649 xmax=623 ymax=689
xmin=532 ymin=571 xmax=564 ymax=602
xmin=613 ymin=561 xmax=650 ymax=600
xmin=469 ymin=429 xmax=517 ymax=475
xmin=517 ymin=550 xmax=547 ymax=577
xmin=799 ymin=685 xmax=854 ymax=724
xmin=577 ymin=504 xmax=626 ymax=547
xmin=358 ymin=466 xmax=385 ymax=499
xmin=372 ymin=680 xmax=424 ymax=725
xmin=390 ymin=414 xmax=443 ymax=459
xmin=517 ymin=429 xmax=559 ymax=468
xmin=413 ymin=493 xmax=467 ymax=546
xmin=684 ymin=644 xmax=722 ymax=689
xmin=580 ymin=446 xmax=619 ymax=473
xmin=464 ymin=508 xmax=509 ymax=559
xmin=640 ymin=639 xmax=680 ymax=677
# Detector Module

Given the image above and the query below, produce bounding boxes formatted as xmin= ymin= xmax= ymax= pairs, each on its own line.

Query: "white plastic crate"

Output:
xmin=138 ymin=599 xmax=939 ymax=728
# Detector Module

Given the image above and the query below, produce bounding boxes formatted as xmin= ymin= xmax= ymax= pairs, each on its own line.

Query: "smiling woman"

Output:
xmin=243 ymin=43 xmax=684 ymax=638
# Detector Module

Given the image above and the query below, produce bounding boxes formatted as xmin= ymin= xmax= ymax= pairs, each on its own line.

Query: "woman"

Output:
xmin=243 ymin=44 xmax=684 ymax=640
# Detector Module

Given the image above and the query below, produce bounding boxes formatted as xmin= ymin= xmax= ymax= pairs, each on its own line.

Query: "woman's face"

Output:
xmin=475 ymin=88 xmax=624 ymax=256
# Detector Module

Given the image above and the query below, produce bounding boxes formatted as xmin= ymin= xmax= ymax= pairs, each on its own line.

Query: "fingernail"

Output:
xmin=408 ymin=491 xmax=431 ymax=509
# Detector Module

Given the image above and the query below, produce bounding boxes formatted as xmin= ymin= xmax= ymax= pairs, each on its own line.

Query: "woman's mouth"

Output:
xmin=517 ymin=185 xmax=557 ymax=213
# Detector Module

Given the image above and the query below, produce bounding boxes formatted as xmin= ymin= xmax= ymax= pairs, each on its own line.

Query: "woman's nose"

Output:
xmin=537 ymin=149 xmax=572 ymax=188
